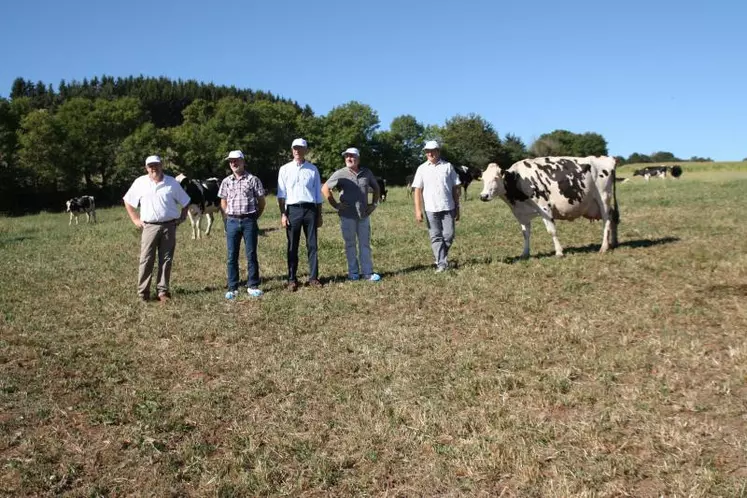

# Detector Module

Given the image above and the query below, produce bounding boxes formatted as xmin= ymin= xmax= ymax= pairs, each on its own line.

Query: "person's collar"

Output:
xmin=427 ymin=158 xmax=442 ymax=166
xmin=294 ymin=159 xmax=305 ymax=167
xmin=232 ymin=170 xmax=248 ymax=180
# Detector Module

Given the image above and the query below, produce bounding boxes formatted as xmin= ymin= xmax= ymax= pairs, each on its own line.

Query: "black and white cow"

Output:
xmin=175 ymin=174 xmax=221 ymax=239
xmin=65 ymin=196 xmax=97 ymax=225
xmin=633 ymin=165 xmax=683 ymax=181
xmin=456 ymin=165 xmax=482 ymax=200
xmin=479 ymin=156 xmax=619 ymax=258
xmin=375 ymin=177 xmax=388 ymax=202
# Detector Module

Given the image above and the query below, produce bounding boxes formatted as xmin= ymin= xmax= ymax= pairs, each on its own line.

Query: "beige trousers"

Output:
xmin=137 ymin=222 xmax=177 ymax=298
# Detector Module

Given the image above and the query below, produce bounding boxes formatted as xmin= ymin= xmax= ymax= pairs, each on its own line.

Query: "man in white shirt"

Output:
xmin=123 ymin=155 xmax=191 ymax=302
xmin=412 ymin=141 xmax=461 ymax=273
xmin=277 ymin=138 xmax=323 ymax=291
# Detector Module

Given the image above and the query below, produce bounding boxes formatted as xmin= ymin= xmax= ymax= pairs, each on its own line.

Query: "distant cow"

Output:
xmin=175 ymin=174 xmax=221 ymax=239
xmin=376 ymin=177 xmax=388 ymax=202
xmin=456 ymin=165 xmax=482 ymax=200
xmin=405 ymin=174 xmax=415 ymax=198
xmin=65 ymin=196 xmax=97 ymax=225
xmin=479 ymin=156 xmax=619 ymax=258
xmin=633 ymin=165 xmax=683 ymax=181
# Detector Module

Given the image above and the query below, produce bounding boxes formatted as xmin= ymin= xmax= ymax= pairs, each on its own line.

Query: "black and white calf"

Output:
xmin=175 ymin=174 xmax=221 ymax=239
xmin=633 ymin=165 xmax=683 ymax=181
xmin=479 ymin=156 xmax=619 ymax=258
xmin=66 ymin=196 xmax=97 ymax=225
xmin=456 ymin=165 xmax=482 ymax=200
xmin=375 ymin=177 xmax=388 ymax=202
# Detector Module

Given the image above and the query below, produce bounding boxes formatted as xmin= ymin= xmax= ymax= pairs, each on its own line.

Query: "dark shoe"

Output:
xmin=158 ymin=292 xmax=171 ymax=303
xmin=307 ymin=279 xmax=323 ymax=288
xmin=287 ymin=281 xmax=298 ymax=292
xmin=139 ymin=294 xmax=150 ymax=302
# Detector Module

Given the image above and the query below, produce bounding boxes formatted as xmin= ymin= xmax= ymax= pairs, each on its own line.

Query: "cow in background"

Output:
xmin=66 ymin=196 xmax=97 ymax=225
xmin=633 ymin=165 xmax=683 ymax=181
xmin=456 ymin=165 xmax=482 ymax=200
xmin=480 ymin=156 xmax=619 ymax=258
xmin=175 ymin=174 xmax=222 ymax=239
xmin=375 ymin=177 xmax=388 ymax=202
xmin=405 ymin=174 xmax=415 ymax=198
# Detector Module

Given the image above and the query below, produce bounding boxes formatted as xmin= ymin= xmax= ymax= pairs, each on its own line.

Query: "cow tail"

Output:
xmin=611 ymin=168 xmax=620 ymax=225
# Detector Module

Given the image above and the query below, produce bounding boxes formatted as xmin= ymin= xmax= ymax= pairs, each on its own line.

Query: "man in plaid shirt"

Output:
xmin=218 ymin=150 xmax=266 ymax=299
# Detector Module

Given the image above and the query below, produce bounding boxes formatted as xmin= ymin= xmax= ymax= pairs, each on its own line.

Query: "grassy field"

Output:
xmin=1 ymin=163 xmax=746 ymax=496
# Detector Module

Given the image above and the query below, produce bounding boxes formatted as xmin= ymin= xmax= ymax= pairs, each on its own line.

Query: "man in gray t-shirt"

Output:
xmin=322 ymin=147 xmax=382 ymax=282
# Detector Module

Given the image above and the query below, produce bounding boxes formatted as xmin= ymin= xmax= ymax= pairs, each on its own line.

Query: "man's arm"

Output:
xmin=414 ymin=187 xmax=424 ymax=223
xmin=321 ymin=183 xmax=339 ymax=210
xmin=256 ymin=196 xmax=266 ymax=218
xmin=124 ymin=202 xmax=144 ymax=228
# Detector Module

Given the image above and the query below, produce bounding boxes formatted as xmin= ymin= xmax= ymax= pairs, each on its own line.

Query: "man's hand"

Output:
xmin=316 ymin=214 xmax=323 ymax=228
xmin=281 ymin=213 xmax=289 ymax=228
xmin=415 ymin=209 xmax=423 ymax=223
xmin=133 ymin=219 xmax=145 ymax=229
xmin=454 ymin=206 xmax=460 ymax=222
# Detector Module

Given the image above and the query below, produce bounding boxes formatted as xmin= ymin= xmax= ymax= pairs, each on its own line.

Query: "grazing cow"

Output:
xmin=375 ymin=177 xmax=388 ymax=202
xmin=479 ymin=156 xmax=619 ymax=258
xmin=405 ymin=174 xmax=415 ymax=198
xmin=633 ymin=165 xmax=683 ymax=181
xmin=175 ymin=174 xmax=221 ymax=239
xmin=65 ymin=196 xmax=97 ymax=225
xmin=455 ymin=165 xmax=482 ymax=200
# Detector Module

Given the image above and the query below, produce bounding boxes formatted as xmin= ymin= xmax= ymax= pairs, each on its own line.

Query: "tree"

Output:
xmin=530 ymin=130 xmax=608 ymax=157
xmin=313 ymin=101 xmax=380 ymax=178
xmin=440 ymin=113 xmax=502 ymax=168
xmin=627 ymin=152 xmax=652 ymax=164
xmin=17 ymin=109 xmax=69 ymax=189
xmin=499 ymin=133 xmax=527 ymax=167
xmin=650 ymin=151 xmax=679 ymax=163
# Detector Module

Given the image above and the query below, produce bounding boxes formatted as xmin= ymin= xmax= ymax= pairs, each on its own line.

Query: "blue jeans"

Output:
xmin=226 ymin=215 xmax=260 ymax=290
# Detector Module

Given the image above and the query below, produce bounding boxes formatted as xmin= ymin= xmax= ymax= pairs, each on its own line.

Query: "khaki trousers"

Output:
xmin=137 ymin=221 xmax=177 ymax=298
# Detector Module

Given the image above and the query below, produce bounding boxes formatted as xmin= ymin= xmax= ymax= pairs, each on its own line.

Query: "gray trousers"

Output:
xmin=138 ymin=221 xmax=177 ymax=298
xmin=426 ymin=210 xmax=455 ymax=269
xmin=340 ymin=216 xmax=373 ymax=278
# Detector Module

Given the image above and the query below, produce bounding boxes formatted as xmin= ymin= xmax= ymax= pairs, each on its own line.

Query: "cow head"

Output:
xmin=65 ymin=200 xmax=73 ymax=212
xmin=479 ymin=163 xmax=504 ymax=202
xmin=175 ymin=173 xmax=189 ymax=190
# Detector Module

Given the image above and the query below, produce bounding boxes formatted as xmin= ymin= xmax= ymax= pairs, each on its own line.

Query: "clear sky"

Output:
xmin=1 ymin=0 xmax=745 ymax=161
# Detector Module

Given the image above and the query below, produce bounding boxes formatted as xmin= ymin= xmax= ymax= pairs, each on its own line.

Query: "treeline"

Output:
xmin=0 ymin=75 xmax=708 ymax=214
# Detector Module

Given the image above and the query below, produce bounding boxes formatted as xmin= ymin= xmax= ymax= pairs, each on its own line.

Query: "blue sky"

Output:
xmin=2 ymin=0 xmax=745 ymax=160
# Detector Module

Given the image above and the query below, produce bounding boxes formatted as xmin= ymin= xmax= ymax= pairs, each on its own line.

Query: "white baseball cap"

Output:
xmin=225 ymin=150 xmax=245 ymax=160
xmin=292 ymin=138 xmax=308 ymax=148
xmin=145 ymin=155 xmax=162 ymax=165
xmin=423 ymin=140 xmax=440 ymax=150
xmin=342 ymin=147 xmax=360 ymax=157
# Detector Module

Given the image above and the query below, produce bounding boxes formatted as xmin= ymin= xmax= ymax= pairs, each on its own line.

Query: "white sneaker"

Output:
xmin=247 ymin=287 xmax=263 ymax=298
xmin=225 ymin=290 xmax=239 ymax=300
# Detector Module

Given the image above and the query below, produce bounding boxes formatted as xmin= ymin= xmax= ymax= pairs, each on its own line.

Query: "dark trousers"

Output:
xmin=286 ymin=204 xmax=318 ymax=282
xmin=226 ymin=215 xmax=260 ymax=290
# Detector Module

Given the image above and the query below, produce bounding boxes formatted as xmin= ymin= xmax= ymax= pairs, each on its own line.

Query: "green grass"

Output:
xmin=2 ymin=166 xmax=747 ymax=496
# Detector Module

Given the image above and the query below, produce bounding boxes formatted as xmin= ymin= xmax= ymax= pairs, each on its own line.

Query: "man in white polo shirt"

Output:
xmin=123 ymin=155 xmax=191 ymax=302
xmin=412 ymin=140 xmax=461 ymax=273
xmin=277 ymin=138 xmax=323 ymax=291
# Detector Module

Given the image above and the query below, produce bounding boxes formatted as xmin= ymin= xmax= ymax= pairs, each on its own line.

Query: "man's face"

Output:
xmin=145 ymin=162 xmax=164 ymax=180
xmin=425 ymin=148 xmax=440 ymax=162
xmin=344 ymin=154 xmax=360 ymax=168
xmin=229 ymin=158 xmax=245 ymax=173
xmin=292 ymin=146 xmax=307 ymax=162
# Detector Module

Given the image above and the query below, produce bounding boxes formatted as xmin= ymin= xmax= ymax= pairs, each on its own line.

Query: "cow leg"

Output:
xmin=540 ymin=218 xmax=564 ymax=257
xmin=204 ymin=213 xmax=214 ymax=236
xmin=91 ymin=210 xmax=97 ymax=223
xmin=69 ymin=212 xmax=73 ymax=225
xmin=520 ymin=221 xmax=531 ymax=259
xmin=187 ymin=211 xmax=199 ymax=239
xmin=86 ymin=212 xmax=91 ymax=224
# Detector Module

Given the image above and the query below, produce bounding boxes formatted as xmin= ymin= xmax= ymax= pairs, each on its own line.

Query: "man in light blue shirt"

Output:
xmin=277 ymin=138 xmax=323 ymax=291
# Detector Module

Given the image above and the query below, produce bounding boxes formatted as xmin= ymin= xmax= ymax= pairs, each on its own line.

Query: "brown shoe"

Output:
xmin=158 ymin=292 xmax=171 ymax=303
xmin=287 ymin=281 xmax=298 ymax=292
xmin=307 ymin=279 xmax=323 ymax=288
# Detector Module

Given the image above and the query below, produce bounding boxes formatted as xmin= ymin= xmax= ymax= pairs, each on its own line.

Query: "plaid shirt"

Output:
xmin=218 ymin=172 xmax=265 ymax=216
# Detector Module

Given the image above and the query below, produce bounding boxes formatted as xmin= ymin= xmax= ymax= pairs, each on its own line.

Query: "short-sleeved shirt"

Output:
xmin=123 ymin=174 xmax=191 ymax=223
xmin=325 ymin=166 xmax=379 ymax=219
xmin=218 ymin=172 xmax=265 ymax=216
xmin=277 ymin=160 xmax=323 ymax=205
xmin=411 ymin=159 xmax=461 ymax=212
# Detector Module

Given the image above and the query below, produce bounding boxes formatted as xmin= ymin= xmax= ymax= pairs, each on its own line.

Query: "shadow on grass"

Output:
xmin=500 ymin=236 xmax=681 ymax=264
xmin=0 ymin=236 xmax=34 ymax=247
